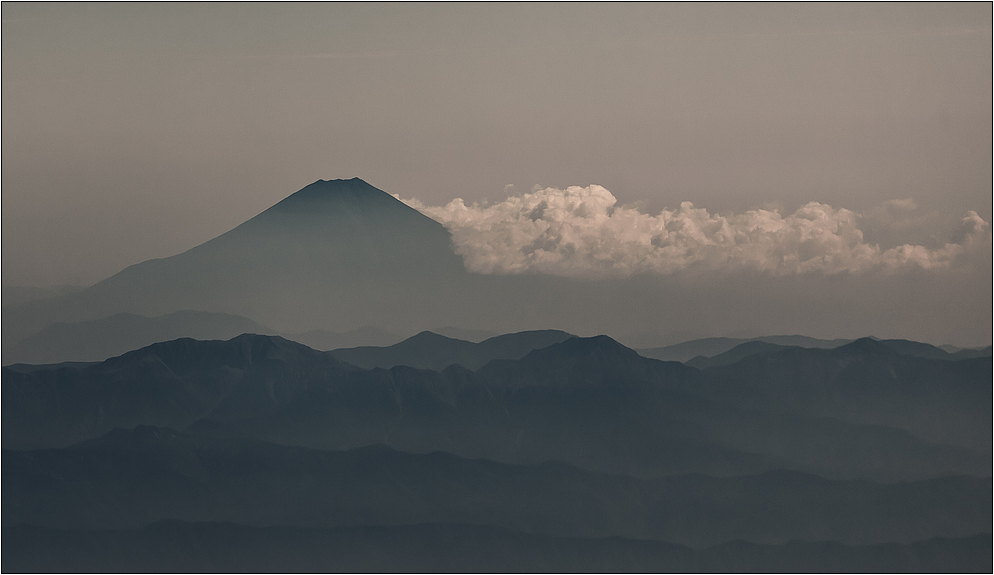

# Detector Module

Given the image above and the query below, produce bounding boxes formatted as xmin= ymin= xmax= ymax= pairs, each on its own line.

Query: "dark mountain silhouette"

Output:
xmin=875 ymin=338 xmax=957 ymax=360
xmin=479 ymin=335 xmax=695 ymax=390
xmin=667 ymin=336 xmax=989 ymax=369
xmin=4 ymin=334 xmax=987 ymax=481
xmin=951 ymin=345 xmax=993 ymax=360
xmin=2 ymin=175 xmax=988 ymax=572
xmin=281 ymin=326 xmax=402 ymax=351
xmin=638 ymin=337 xmax=749 ymax=362
xmin=4 ymin=427 xmax=989 ymax=548
xmin=331 ymin=329 xmax=573 ymax=371
xmin=875 ymin=338 xmax=993 ymax=361
xmin=2 ymin=334 xmax=355 ymax=450
xmin=4 ymin=329 xmax=990 ymax=571
xmin=2 ymin=310 xmax=275 ymax=364
xmin=430 ymin=326 xmax=499 ymax=342
xmin=638 ymin=335 xmax=851 ymax=363
xmin=686 ymin=341 xmax=797 ymax=370
xmin=4 ymin=360 xmax=98 ymax=374
xmin=700 ymin=338 xmax=993 ymax=452
xmin=331 ymin=331 xmax=478 ymax=370
xmin=5 ymin=522 xmax=988 ymax=573
xmin=935 ymin=343 xmax=992 ymax=358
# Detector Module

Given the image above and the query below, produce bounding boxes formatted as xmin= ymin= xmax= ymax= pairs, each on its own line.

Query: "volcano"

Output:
xmin=4 ymin=179 xmax=484 ymax=341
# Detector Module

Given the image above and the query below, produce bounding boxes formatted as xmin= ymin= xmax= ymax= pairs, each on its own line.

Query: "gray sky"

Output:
xmin=3 ymin=2 xmax=991 ymax=288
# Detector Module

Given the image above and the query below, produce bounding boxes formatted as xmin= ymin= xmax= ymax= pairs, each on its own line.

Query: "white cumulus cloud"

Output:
xmin=396 ymin=185 xmax=990 ymax=278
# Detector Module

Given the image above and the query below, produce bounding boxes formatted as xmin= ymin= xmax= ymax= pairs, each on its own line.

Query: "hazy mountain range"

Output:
xmin=6 ymin=178 xmax=988 ymax=355
xmin=2 ymin=177 xmax=990 ymax=571
xmin=8 ymin=523 xmax=988 ymax=573
xmin=4 ymin=310 xmax=275 ymax=364
xmin=3 ymin=331 xmax=990 ymax=570
xmin=5 ymin=333 xmax=989 ymax=479
xmin=329 ymin=329 xmax=573 ymax=371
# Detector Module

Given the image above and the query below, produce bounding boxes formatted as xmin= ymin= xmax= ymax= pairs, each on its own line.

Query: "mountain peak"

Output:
xmin=188 ymin=177 xmax=466 ymax=283
xmin=99 ymin=333 xmax=340 ymax=376
xmin=231 ymin=178 xmax=454 ymax=246
xmin=306 ymin=177 xmax=374 ymax=189
xmin=264 ymin=178 xmax=399 ymax=214
xmin=7 ymin=177 xmax=468 ymax=344
xmin=480 ymin=334 xmax=694 ymax=388
xmin=527 ymin=335 xmax=641 ymax=362
xmin=833 ymin=337 xmax=897 ymax=356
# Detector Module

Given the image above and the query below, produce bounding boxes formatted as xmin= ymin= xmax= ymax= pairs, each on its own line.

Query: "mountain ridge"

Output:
xmin=5 ymin=426 xmax=989 ymax=548
xmin=5 ymin=522 xmax=989 ymax=573
xmin=5 ymin=332 xmax=988 ymax=482
xmin=3 ymin=310 xmax=276 ymax=364
xmin=331 ymin=329 xmax=573 ymax=371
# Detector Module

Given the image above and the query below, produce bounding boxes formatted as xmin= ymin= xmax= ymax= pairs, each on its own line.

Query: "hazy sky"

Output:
xmin=3 ymin=3 xmax=991 ymax=287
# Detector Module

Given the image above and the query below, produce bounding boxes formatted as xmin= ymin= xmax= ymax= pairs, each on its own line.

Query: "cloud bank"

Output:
xmin=397 ymin=186 xmax=990 ymax=279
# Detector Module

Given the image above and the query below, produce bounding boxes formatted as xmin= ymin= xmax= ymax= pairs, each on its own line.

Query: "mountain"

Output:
xmin=281 ymin=326 xmax=402 ymax=351
xmin=331 ymin=331 xmax=479 ymax=370
xmin=330 ymin=329 xmax=573 ymax=371
xmin=4 ymin=361 xmax=98 ymax=374
xmin=8 ymin=177 xmax=986 ymax=357
xmin=875 ymin=339 xmax=962 ymax=361
xmin=936 ymin=343 xmax=993 ymax=357
xmin=700 ymin=338 xmax=993 ymax=452
xmin=4 ymin=331 xmax=989 ymax=571
xmin=6 ymin=523 xmax=988 ymax=573
xmin=430 ymin=326 xmax=499 ymax=343
xmin=638 ymin=334 xmax=992 ymax=367
xmin=638 ymin=335 xmax=851 ymax=363
xmin=951 ymin=345 xmax=993 ymax=360
xmin=2 ymin=178 xmax=476 ymax=345
xmin=754 ymin=335 xmax=855 ymax=348
xmin=4 ymin=427 xmax=989 ymax=548
xmin=5 ymin=334 xmax=987 ymax=482
xmin=686 ymin=341 xmax=797 ymax=370
xmin=1 ymin=178 xmax=644 ymax=352
xmin=478 ymin=334 xmax=695 ymax=390
xmin=2 ymin=334 xmax=355 ymax=449
xmin=2 ymin=310 xmax=275 ymax=364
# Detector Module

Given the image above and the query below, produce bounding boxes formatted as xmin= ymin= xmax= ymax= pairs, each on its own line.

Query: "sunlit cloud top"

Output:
xmin=397 ymin=185 xmax=990 ymax=279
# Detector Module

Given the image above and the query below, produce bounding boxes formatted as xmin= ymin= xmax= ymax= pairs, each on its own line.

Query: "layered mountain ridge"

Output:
xmin=5 ymin=329 xmax=990 ymax=571
xmin=6 ymin=177 xmax=989 ymax=355
xmin=5 ymin=332 xmax=989 ymax=480
xmin=3 ymin=177 xmax=989 ymax=571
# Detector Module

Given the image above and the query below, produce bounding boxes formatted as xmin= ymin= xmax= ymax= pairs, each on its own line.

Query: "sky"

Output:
xmin=2 ymin=3 xmax=991 ymax=343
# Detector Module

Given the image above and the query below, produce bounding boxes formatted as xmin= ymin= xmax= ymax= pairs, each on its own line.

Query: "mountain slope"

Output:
xmin=1 ymin=334 xmax=353 ymax=449
xmin=686 ymin=341 xmax=797 ymax=370
xmin=5 ymin=523 xmax=988 ymax=573
xmin=700 ymin=338 xmax=993 ymax=451
xmin=876 ymin=338 xmax=967 ymax=361
xmin=282 ymin=326 xmax=402 ymax=351
xmin=331 ymin=329 xmax=573 ymax=371
xmin=638 ymin=336 xmax=851 ymax=363
xmin=4 ymin=428 xmax=989 ymax=548
xmin=2 ymin=178 xmax=475 ymax=344
xmin=3 ymin=310 xmax=275 ymax=364
xmin=5 ymin=334 xmax=987 ymax=481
